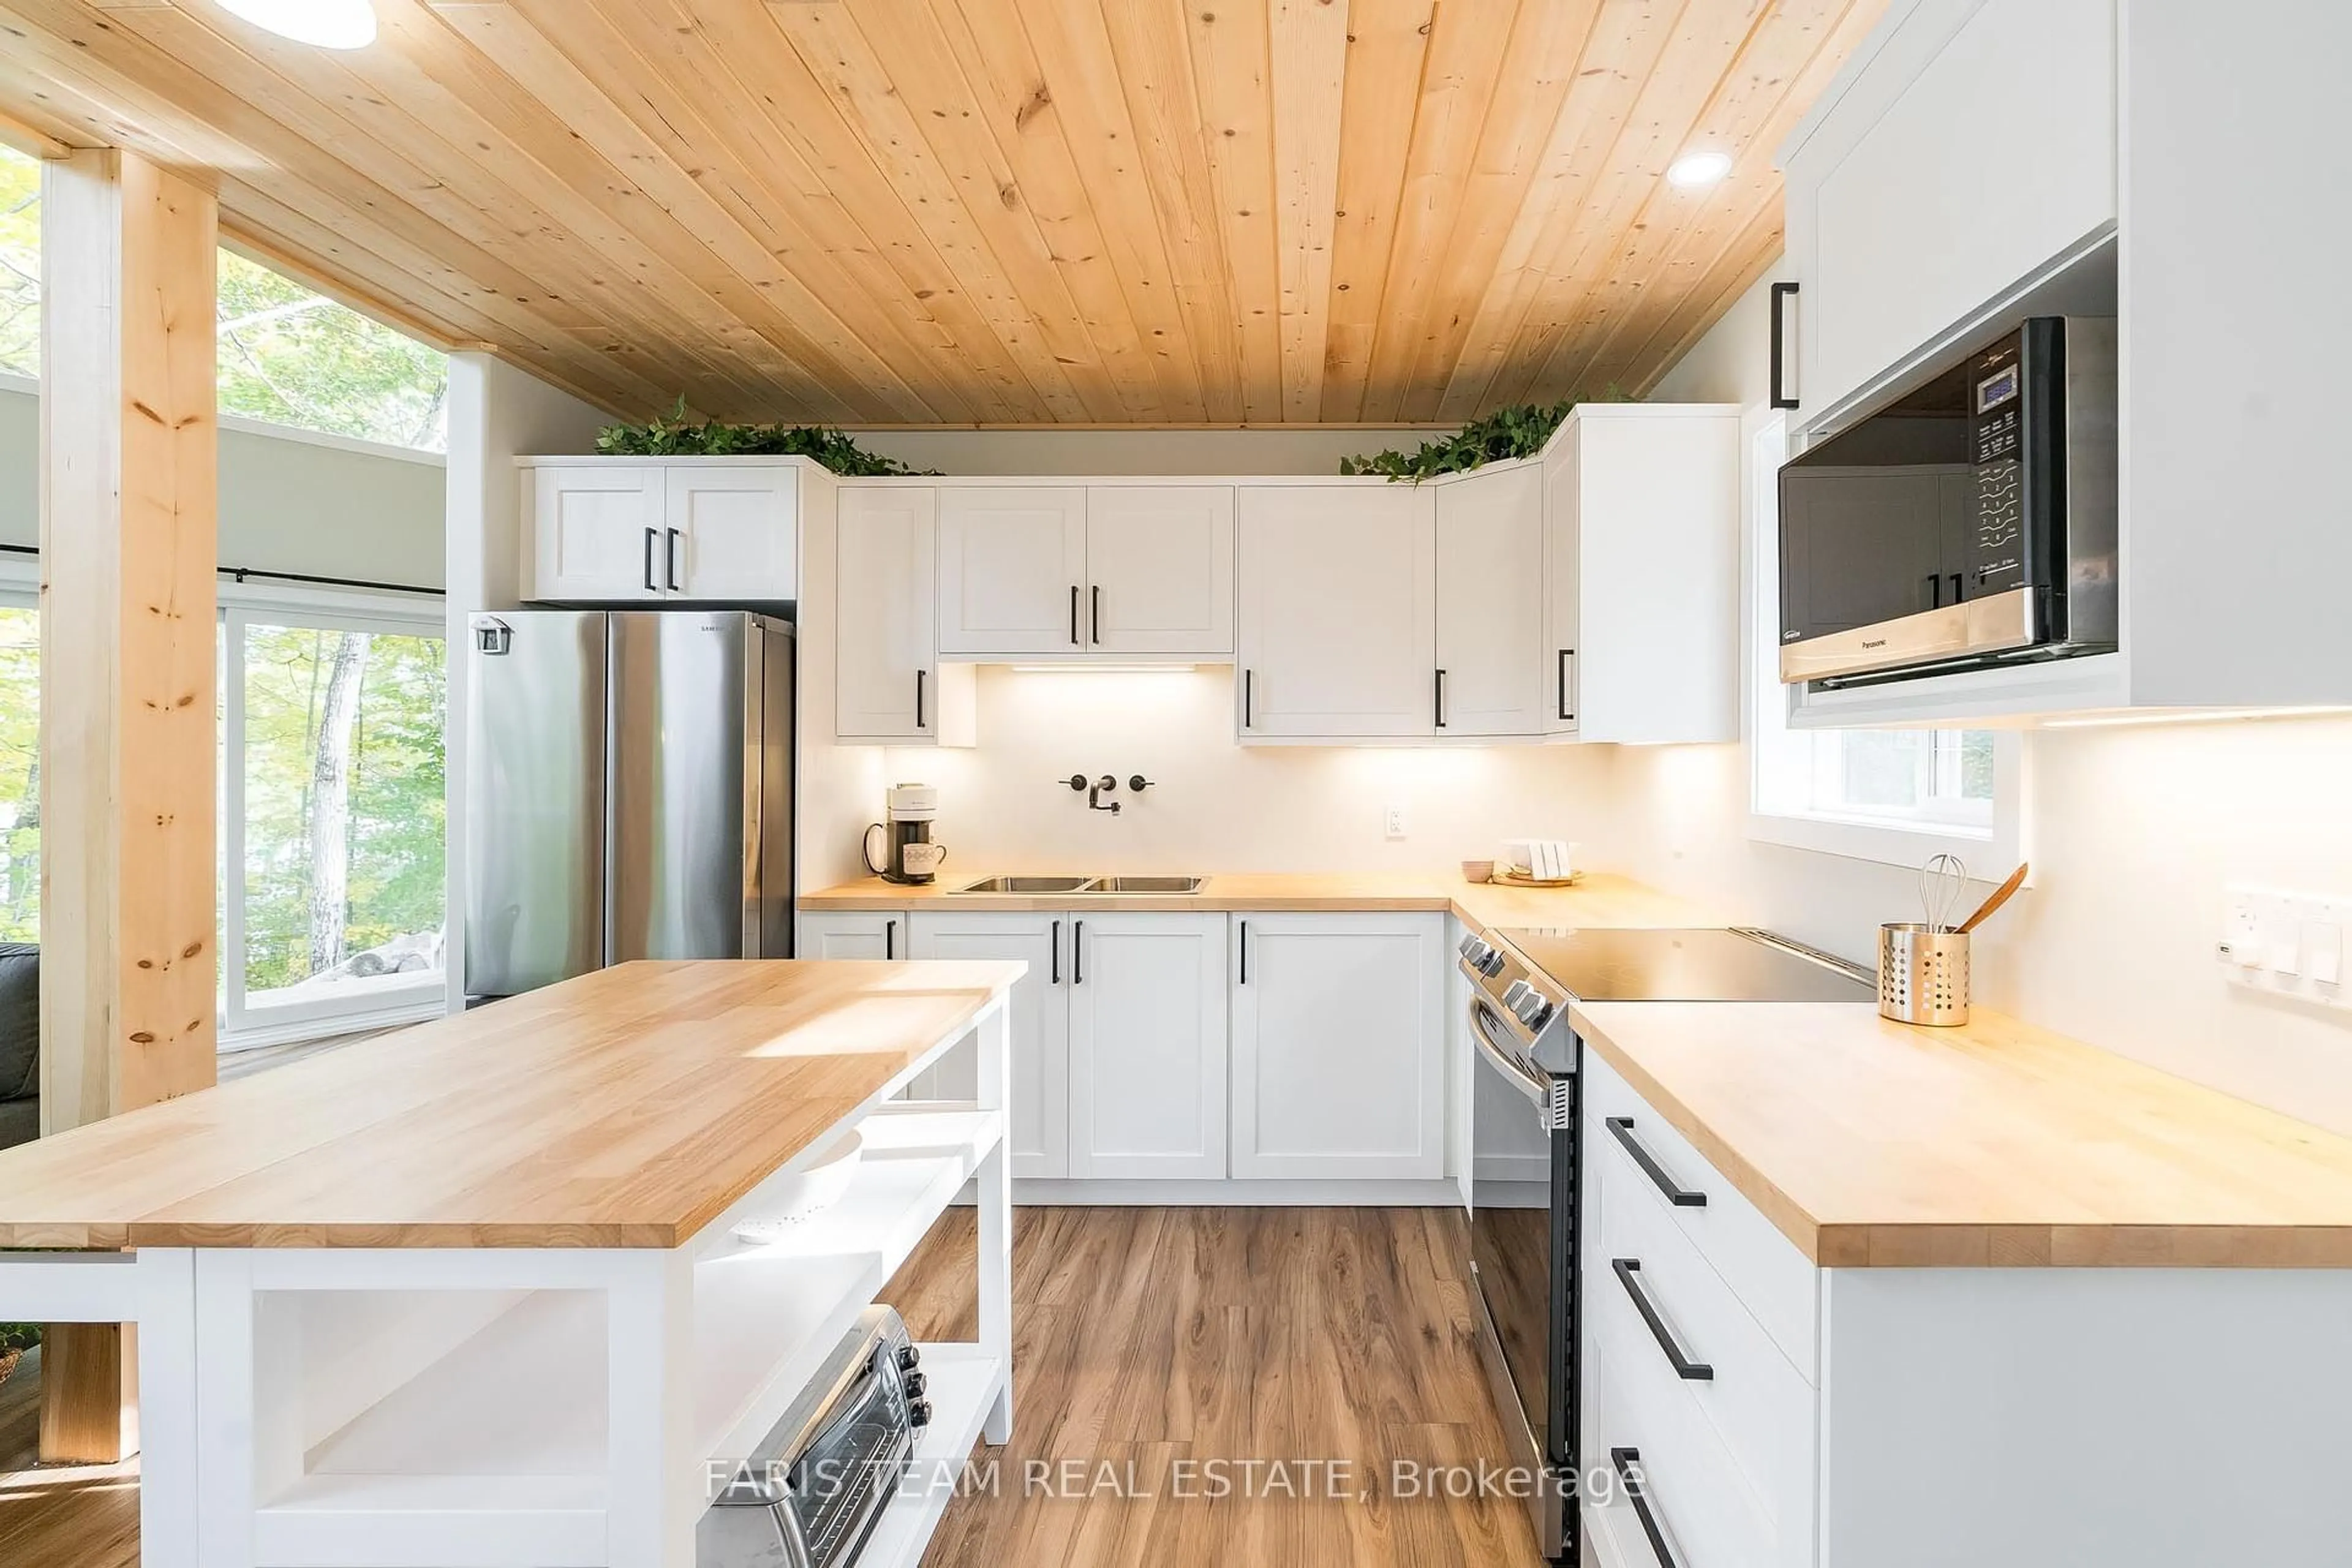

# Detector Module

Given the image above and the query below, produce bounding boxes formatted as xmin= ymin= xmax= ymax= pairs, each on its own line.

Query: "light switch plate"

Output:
xmin=2222 ymin=884 xmax=2352 ymax=1011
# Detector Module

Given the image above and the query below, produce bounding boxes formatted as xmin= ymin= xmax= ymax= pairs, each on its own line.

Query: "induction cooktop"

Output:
xmin=1493 ymin=925 xmax=1874 ymax=1004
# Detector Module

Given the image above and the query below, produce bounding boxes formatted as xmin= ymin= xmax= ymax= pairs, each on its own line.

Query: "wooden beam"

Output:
xmin=36 ymin=145 xmax=219 ymax=1465
xmin=0 ymin=102 xmax=80 ymax=160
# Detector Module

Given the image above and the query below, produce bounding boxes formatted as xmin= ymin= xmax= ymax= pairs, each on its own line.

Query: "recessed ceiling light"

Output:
xmin=1667 ymin=151 xmax=1733 ymax=189
xmin=216 ymin=0 xmax=377 ymax=49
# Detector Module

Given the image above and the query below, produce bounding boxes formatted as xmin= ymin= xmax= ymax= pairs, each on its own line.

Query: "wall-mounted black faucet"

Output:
xmin=1067 ymin=773 xmax=1121 ymax=815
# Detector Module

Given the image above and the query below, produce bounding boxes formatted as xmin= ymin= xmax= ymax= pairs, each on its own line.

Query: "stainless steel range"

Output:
xmin=1458 ymin=925 xmax=1872 ymax=1561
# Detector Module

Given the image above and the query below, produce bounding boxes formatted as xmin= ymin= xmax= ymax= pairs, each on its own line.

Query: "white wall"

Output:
xmin=441 ymin=352 xmax=611 ymax=1007
xmin=843 ymin=665 xmax=1613 ymax=878
xmin=844 ymin=426 xmax=1449 ymax=478
xmin=1623 ymin=270 xmax=2352 ymax=1136
xmin=1 ymin=375 xmax=444 ymax=586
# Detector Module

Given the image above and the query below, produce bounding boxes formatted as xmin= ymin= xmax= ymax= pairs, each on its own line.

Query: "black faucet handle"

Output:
xmin=1129 ymin=775 xmax=1155 ymax=793
xmin=1066 ymin=774 xmax=1089 ymax=792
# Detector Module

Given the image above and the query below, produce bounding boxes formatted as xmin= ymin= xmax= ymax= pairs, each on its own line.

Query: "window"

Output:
xmin=220 ymin=590 xmax=447 ymax=1042
xmin=1746 ymin=416 xmax=2024 ymax=867
xmin=216 ymin=250 xmax=450 ymax=452
xmin=0 ymin=592 xmax=34 ymax=940
xmin=0 ymin=147 xmax=34 ymax=379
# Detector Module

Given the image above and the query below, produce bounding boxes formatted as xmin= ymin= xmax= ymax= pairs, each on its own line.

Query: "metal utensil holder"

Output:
xmin=1879 ymin=922 xmax=1970 ymax=1026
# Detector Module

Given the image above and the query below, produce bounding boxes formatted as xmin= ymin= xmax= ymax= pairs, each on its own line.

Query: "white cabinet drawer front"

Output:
xmin=1599 ymin=1126 xmax=1815 ymax=1547
xmin=1587 ymin=1272 xmax=1780 ymax=1568
xmin=1585 ymin=1049 xmax=1819 ymax=1382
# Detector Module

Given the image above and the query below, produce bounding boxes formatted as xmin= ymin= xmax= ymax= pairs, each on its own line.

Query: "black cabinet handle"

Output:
xmin=1769 ymin=279 xmax=1799 ymax=410
xmin=1434 ymin=668 xmax=1447 ymax=728
xmin=885 ymin=919 xmax=897 ymax=961
xmin=1239 ymin=921 xmax=1249 ymax=985
xmin=1556 ymin=649 xmax=1575 ymax=722
xmin=1605 ymin=1117 xmax=1705 ymax=1207
xmin=1610 ymin=1447 xmax=1686 ymax=1568
xmin=1069 ymin=585 xmax=1080 ymax=645
xmin=1243 ymin=669 xmax=1254 ymax=729
xmin=1611 ymin=1259 xmax=1713 ymax=1381
xmin=1072 ymin=920 xmax=1084 ymax=985
xmin=1051 ymin=919 xmax=1062 ymax=984
xmin=1925 ymin=572 xmax=1942 ymax=609
xmin=1091 ymin=584 xmax=1102 ymax=644
xmin=1950 ymin=571 xmax=1964 ymax=605
xmin=643 ymin=527 xmax=657 ymax=593
xmin=666 ymin=527 xmax=682 ymax=592
xmin=914 ymin=668 xmax=927 ymax=729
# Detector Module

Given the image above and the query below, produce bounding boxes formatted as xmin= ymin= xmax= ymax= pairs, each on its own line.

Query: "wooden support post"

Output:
xmin=36 ymin=146 xmax=219 ymax=1464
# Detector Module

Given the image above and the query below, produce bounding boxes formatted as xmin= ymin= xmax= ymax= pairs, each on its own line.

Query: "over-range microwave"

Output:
xmin=1777 ymin=316 xmax=2117 ymax=687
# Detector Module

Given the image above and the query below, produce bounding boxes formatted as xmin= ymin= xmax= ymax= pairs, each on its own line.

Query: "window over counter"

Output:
xmin=0 ymin=593 xmax=34 ymax=940
xmin=220 ymin=586 xmax=448 ymax=1047
xmin=1744 ymin=417 xmax=2025 ymax=869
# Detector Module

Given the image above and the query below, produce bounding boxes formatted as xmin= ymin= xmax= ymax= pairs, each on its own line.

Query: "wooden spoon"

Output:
xmin=1958 ymin=862 xmax=2029 ymax=933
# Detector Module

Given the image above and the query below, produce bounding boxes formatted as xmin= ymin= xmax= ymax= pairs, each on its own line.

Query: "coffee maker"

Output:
xmin=863 ymin=783 xmax=948 ymax=886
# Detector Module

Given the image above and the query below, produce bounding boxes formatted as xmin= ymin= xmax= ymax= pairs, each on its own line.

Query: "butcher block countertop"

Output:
xmin=1575 ymin=1001 xmax=2352 ymax=1269
xmin=0 ymin=959 xmax=1022 ymax=1251
xmin=802 ymin=870 xmax=1711 ymax=930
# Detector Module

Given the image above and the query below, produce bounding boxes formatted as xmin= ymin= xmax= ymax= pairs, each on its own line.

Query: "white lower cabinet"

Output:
xmin=908 ymin=911 xmax=1069 ymax=1180
xmin=796 ymin=910 xmax=908 ymax=962
xmin=1066 ymin=914 xmax=1230 ymax=1180
xmin=1230 ymin=913 xmax=1447 ymax=1179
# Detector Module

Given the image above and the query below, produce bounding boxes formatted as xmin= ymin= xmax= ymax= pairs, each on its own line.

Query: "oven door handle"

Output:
xmin=1469 ymin=1001 xmax=1549 ymax=1110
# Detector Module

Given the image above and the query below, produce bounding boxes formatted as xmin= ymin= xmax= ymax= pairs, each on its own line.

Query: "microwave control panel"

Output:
xmin=1968 ymin=333 xmax=2028 ymax=592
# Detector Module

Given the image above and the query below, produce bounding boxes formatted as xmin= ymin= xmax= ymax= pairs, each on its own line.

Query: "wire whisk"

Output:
xmin=1918 ymin=853 xmax=1969 ymax=933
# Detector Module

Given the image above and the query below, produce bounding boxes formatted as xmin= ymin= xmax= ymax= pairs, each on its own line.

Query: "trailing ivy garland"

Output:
xmin=1338 ymin=387 xmax=1636 ymax=481
xmin=596 ymin=399 xmax=938 ymax=477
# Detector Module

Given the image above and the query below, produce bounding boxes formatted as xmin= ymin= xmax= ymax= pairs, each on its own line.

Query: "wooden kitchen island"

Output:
xmin=0 ymin=959 xmax=1025 ymax=1568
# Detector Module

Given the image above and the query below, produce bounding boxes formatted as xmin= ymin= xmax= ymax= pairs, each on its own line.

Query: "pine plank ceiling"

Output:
xmin=0 ymin=0 xmax=1885 ymax=425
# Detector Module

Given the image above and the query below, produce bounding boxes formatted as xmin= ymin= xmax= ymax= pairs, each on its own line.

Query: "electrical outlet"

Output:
xmin=1384 ymin=805 xmax=1408 ymax=840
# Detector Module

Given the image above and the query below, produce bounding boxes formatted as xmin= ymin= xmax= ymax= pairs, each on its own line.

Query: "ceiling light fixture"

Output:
xmin=1667 ymin=151 xmax=1733 ymax=189
xmin=216 ymin=0 xmax=377 ymax=49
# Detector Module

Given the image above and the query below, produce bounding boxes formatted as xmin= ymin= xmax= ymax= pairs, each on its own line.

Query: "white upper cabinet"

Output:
xmin=526 ymin=465 xmax=665 ymax=603
xmin=1435 ymin=464 xmax=1545 ymax=737
xmin=933 ymin=484 xmax=1235 ymax=659
xmin=1548 ymin=407 xmax=1742 ymax=745
xmin=1784 ymin=0 xmax=2117 ymax=423
xmin=1084 ymin=486 xmax=1234 ymax=656
xmin=523 ymin=461 xmax=797 ymax=603
xmin=835 ymin=486 xmax=946 ymax=742
xmin=1236 ymin=484 xmax=1438 ymax=739
xmin=937 ymin=486 xmax=1088 ymax=656
xmin=666 ymin=466 xmax=798 ymax=600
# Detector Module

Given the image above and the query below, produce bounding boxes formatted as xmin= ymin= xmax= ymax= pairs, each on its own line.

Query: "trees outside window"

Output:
xmin=229 ymin=609 xmax=447 ymax=1031
xmin=0 ymin=601 xmax=36 ymax=940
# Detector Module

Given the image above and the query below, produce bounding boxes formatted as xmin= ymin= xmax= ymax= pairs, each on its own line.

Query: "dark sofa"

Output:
xmin=0 ymin=943 xmax=36 ymax=1150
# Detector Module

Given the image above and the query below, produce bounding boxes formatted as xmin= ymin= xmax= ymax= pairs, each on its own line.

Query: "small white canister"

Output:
xmin=1879 ymin=922 xmax=1970 ymax=1026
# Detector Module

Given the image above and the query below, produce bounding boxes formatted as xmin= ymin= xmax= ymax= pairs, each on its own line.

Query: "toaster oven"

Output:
xmin=700 ymin=1305 xmax=932 ymax=1568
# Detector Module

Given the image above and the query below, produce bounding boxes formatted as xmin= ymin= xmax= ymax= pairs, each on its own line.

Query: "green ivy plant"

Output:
xmin=1338 ymin=386 xmax=1637 ymax=481
xmin=0 ymin=1323 xmax=39 ymax=1351
xmin=595 ymin=399 xmax=938 ymax=477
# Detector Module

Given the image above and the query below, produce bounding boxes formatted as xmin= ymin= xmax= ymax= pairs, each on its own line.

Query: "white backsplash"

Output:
xmin=870 ymin=665 xmax=1613 ymax=876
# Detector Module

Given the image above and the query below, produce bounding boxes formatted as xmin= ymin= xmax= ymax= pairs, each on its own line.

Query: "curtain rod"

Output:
xmin=0 ymin=542 xmax=443 ymax=598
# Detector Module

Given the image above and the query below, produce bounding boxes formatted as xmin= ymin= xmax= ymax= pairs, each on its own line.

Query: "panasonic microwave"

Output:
xmin=1777 ymin=315 xmax=2117 ymax=687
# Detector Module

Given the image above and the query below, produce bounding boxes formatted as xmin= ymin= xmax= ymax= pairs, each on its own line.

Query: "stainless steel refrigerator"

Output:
xmin=464 ymin=609 xmax=794 ymax=998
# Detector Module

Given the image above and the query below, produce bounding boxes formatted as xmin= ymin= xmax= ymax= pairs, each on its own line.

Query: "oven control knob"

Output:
xmin=1458 ymin=933 xmax=1485 ymax=962
xmin=1518 ymin=997 xmax=1555 ymax=1032
xmin=902 ymin=1371 xmax=929 ymax=1400
xmin=1478 ymin=947 xmax=1506 ymax=977
xmin=1501 ymin=979 xmax=1534 ymax=1014
xmin=908 ymin=1397 xmax=933 ymax=1429
xmin=895 ymin=1344 xmax=921 ymax=1372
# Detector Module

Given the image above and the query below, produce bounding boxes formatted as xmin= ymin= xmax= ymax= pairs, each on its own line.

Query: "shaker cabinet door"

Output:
xmin=1066 ymin=914 xmax=1229 ymax=1180
xmin=1235 ymin=485 xmax=1437 ymax=738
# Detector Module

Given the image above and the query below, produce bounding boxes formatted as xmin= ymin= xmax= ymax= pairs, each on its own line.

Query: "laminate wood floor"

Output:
xmin=885 ymin=1207 xmax=1545 ymax=1568
xmin=0 ymin=1207 xmax=1541 ymax=1567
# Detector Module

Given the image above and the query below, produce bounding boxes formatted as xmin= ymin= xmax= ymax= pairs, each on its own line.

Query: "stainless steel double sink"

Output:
xmin=951 ymin=875 xmax=1205 ymax=895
